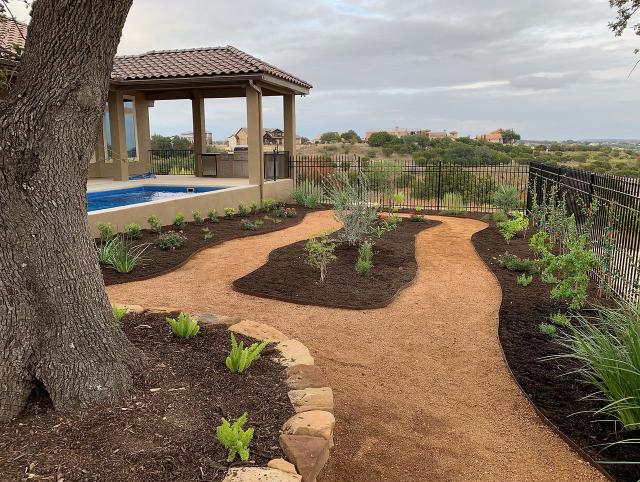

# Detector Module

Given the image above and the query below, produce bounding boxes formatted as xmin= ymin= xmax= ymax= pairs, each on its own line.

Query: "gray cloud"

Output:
xmin=10 ymin=0 xmax=640 ymax=139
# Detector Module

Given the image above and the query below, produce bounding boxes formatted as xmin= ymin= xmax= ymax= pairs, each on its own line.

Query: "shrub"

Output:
xmin=202 ymin=227 xmax=213 ymax=240
xmin=225 ymin=333 xmax=269 ymax=374
xmin=192 ymin=210 xmax=203 ymax=224
xmin=492 ymin=185 xmax=519 ymax=212
xmin=553 ymin=304 xmax=640 ymax=429
xmin=497 ymin=252 xmax=538 ymax=274
xmin=104 ymin=235 xmax=149 ymax=273
xmin=262 ymin=198 xmax=276 ymax=212
xmin=207 ymin=209 xmax=219 ymax=223
xmin=305 ymin=234 xmax=338 ymax=283
xmin=441 ymin=192 xmax=464 ymax=214
xmin=550 ymin=313 xmax=570 ymax=326
xmin=238 ymin=204 xmax=249 ymax=217
xmin=285 ymin=207 xmax=297 ymax=218
xmin=156 ymin=232 xmax=187 ymax=251
xmin=324 ymin=171 xmax=378 ymax=245
xmin=216 ymin=412 xmax=254 ymax=462
xmin=355 ymin=240 xmax=374 ymax=276
xmin=112 ymin=304 xmax=128 ymax=322
xmin=497 ymin=211 xmax=529 ymax=243
xmin=147 ymin=215 xmax=162 ymax=234
xmin=124 ymin=223 xmax=142 ymax=239
xmin=293 ymin=180 xmax=323 ymax=208
xmin=539 ymin=322 xmax=557 ymax=337
xmin=492 ymin=209 xmax=508 ymax=223
xmin=249 ymin=202 xmax=259 ymax=214
xmin=173 ymin=212 xmax=186 ymax=228
xmin=517 ymin=274 xmax=533 ymax=286
xmin=96 ymin=222 xmax=114 ymax=242
xmin=224 ymin=207 xmax=235 ymax=219
xmin=529 ymin=231 xmax=551 ymax=258
xmin=166 ymin=312 xmax=200 ymax=339
xmin=240 ymin=219 xmax=259 ymax=231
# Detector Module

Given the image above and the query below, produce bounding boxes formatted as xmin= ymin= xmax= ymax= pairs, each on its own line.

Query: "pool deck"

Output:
xmin=87 ymin=176 xmax=248 ymax=193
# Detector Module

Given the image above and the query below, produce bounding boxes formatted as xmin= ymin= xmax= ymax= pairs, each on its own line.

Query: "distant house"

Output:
xmin=180 ymin=131 xmax=213 ymax=145
xmin=364 ymin=127 xmax=458 ymax=142
xmin=228 ymin=127 xmax=301 ymax=149
xmin=477 ymin=129 xmax=506 ymax=144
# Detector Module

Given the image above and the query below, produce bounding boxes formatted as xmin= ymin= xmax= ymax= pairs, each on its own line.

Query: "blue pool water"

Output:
xmin=87 ymin=185 xmax=227 ymax=212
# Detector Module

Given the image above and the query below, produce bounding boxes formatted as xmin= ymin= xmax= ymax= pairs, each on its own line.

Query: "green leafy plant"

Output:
xmin=551 ymin=303 xmax=640 ymax=429
xmin=225 ymin=333 xmax=269 ymax=374
xmin=492 ymin=209 xmax=509 ymax=223
xmin=496 ymin=252 xmax=538 ymax=274
xmin=202 ymin=227 xmax=214 ymax=240
xmin=285 ymin=207 xmax=297 ymax=218
xmin=550 ymin=313 xmax=571 ymax=326
xmin=104 ymin=235 xmax=149 ymax=273
xmin=216 ymin=412 xmax=254 ymax=462
xmin=293 ymin=180 xmax=323 ymax=208
xmin=497 ymin=211 xmax=529 ymax=243
xmin=492 ymin=185 xmax=519 ymax=212
xmin=97 ymin=237 xmax=118 ymax=265
xmin=517 ymin=274 xmax=533 ymax=286
xmin=355 ymin=240 xmax=374 ymax=276
xmin=529 ymin=231 xmax=552 ymax=258
xmin=207 ymin=209 xmax=219 ymax=223
xmin=96 ymin=222 xmax=115 ymax=242
xmin=262 ymin=198 xmax=276 ymax=212
xmin=166 ymin=312 xmax=200 ymax=339
xmin=305 ymin=233 xmax=338 ymax=282
xmin=124 ymin=222 xmax=142 ymax=239
xmin=192 ymin=210 xmax=203 ymax=224
xmin=539 ymin=322 xmax=557 ymax=337
xmin=173 ymin=212 xmax=186 ymax=228
xmin=240 ymin=219 xmax=259 ymax=231
xmin=249 ymin=202 xmax=259 ymax=214
xmin=112 ymin=304 xmax=128 ymax=321
xmin=156 ymin=232 xmax=187 ymax=251
xmin=147 ymin=215 xmax=162 ymax=234
xmin=410 ymin=207 xmax=426 ymax=222
xmin=238 ymin=204 xmax=249 ymax=217
xmin=224 ymin=207 xmax=235 ymax=219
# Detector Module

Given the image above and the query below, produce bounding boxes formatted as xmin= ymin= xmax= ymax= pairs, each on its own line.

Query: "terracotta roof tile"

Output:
xmin=0 ymin=17 xmax=27 ymax=58
xmin=112 ymin=46 xmax=312 ymax=89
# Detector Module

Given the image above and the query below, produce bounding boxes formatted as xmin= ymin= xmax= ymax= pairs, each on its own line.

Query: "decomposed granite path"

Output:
xmin=107 ymin=210 xmax=605 ymax=482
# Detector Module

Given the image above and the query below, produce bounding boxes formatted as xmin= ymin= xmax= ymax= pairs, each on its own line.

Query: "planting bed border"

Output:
xmin=469 ymin=222 xmax=619 ymax=482
xmin=232 ymin=219 xmax=441 ymax=310
xmin=101 ymin=207 xmax=316 ymax=286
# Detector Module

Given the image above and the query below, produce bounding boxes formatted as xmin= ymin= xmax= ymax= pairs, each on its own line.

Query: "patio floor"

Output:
xmin=106 ymin=211 xmax=605 ymax=481
xmin=87 ymin=175 xmax=249 ymax=192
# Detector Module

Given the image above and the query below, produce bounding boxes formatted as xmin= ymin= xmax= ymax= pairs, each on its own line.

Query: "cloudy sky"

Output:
xmin=10 ymin=0 xmax=640 ymax=140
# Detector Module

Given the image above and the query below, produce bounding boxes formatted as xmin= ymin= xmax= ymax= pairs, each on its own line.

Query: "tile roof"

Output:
xmin=112 ymin=46 xmax=311 ymax=89
xmin=0 ymin=17 xmax=27 ymax=59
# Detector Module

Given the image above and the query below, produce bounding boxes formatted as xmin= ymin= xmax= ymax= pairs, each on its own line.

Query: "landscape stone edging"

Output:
xmin=192 ymin=313 xmax=335 ymax=482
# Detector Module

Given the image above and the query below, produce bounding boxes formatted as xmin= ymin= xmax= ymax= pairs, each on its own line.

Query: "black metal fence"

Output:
xmin=150 ymin=149 xmax=195 ymax=175
xmin=289 ymin=155 xmax=530 ymax=212
xmin=528 ymin=161 xmax=640 ymax=302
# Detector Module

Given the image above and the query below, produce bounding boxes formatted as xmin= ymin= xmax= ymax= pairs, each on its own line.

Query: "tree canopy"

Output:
xmin=319 ymin=131 xmax=341 ymax=143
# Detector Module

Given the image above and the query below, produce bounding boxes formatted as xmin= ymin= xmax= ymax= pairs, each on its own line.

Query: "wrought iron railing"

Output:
xmin=149 ymin=149 xmax=195 ymax=175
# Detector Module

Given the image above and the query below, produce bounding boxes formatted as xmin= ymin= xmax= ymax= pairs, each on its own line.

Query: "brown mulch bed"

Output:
xmin=471 ymin=223 xmax=640 ymax=482
xmin=233 ymin=219 xmax=440 ymax=310
xmin=101 ymin=207 xmax=313 ymax=286
xmin=0 ymin=312 xmax=294 ymax=482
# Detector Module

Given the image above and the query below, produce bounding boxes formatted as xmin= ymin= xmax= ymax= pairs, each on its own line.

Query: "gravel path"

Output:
xmin=107 ymin=210 xmax=605 ymax=482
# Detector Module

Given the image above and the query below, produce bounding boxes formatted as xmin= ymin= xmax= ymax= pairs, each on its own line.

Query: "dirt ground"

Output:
xmin=108 ymin=211 xmax=606 ymax=482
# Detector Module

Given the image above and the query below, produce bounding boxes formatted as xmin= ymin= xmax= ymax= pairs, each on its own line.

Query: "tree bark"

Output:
xmin=0 ymin=0 xmax=144 ymax=422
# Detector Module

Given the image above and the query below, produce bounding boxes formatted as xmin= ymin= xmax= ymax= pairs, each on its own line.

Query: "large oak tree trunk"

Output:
xmin=0 ymin=0 xmax=144 ymax=422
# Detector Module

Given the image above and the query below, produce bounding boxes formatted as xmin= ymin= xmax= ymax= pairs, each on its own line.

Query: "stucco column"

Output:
xmin=134 ymin=93 xmax=151 ymax=173
xmin=246 ymin=84 xmax=264 ymax=187
xmin=191 ymin=96 xmax=206 ymax=177
xmin=108 ymin=90 xmax=128 ymax=181
xmin=283 ymin=94 xmax=296 ymax=156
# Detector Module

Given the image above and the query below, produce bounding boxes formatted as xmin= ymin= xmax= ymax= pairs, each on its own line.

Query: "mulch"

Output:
xmin=471 ymin=222 xmax=640 ymax=482
xmin=233 ymin=219 xmax=440 ymax=309
xmin=101 ymin=207 xmax=313 ymax=286
xmin=0 ymin=312 xmax=294 ymax=482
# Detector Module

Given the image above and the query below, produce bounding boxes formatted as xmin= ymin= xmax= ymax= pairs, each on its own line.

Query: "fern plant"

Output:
xmin=216 ymin=412 xmax=254 ymax=462
xmin=226 ymin=333 xmax=269 ymax=374
xmin=166 ymin=312 xmax=200 ymax=339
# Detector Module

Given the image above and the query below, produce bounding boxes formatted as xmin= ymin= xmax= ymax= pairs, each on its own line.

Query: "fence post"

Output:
xmin=525 ymin=163 xmax=532 ymax=214
xmin=588 ymin=172 xmax=595 ymax=208
xmin=436 ymin=161 xmax=442 ymax=211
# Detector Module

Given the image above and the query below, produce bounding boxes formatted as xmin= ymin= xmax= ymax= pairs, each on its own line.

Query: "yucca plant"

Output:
xmin=106 ymin=235 xmax=149 ymax=273
xmin=551 ymin=303 xmax=640 ymax=430
xmin=216 ymin=412 xmax=254 ymax=462
xmin=226 ymin=333 xmax=269 ymax=374
xmin=166 ymin=312 xmax=200 ymax=339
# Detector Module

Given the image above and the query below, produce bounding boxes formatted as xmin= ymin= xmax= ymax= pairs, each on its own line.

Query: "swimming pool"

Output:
xmin=87 ymin=185 xmax=228 ymax=212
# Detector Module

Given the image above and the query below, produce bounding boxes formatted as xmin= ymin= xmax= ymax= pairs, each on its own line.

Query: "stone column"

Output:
xmin=283 ymin=94 xmax=296 ymax=156
xmin=134 ymin=92 xmax=152 ymax=173
xmin=107 ymin=90 xmax=128 ymax=181
xmin=246 ymin=83 xmax=264 ymax=187
xmin=191 ymin=96 xmax=206 ymax=177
